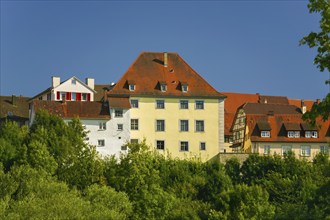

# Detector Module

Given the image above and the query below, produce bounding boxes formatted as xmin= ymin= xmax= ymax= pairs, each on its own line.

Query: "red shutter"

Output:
xmin=57 ymin=92 xmax=60 ymax=100
xmin=87 ymin=93 xmax=91 ymax=101
xmin=76 ymin=93 xmax=81 ymax=101
xmin=66 ymin=92 xmax=71 ymax=101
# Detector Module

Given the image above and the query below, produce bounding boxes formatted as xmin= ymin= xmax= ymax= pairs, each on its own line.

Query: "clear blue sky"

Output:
xmin=1 ymin=0 xmax=329 ymax=100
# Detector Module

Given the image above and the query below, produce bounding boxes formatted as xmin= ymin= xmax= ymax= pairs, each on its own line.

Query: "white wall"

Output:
xmin=53 ymin=77 xmax=94 ymax=101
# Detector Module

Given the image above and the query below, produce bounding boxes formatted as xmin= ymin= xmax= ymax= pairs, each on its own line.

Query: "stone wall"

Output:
xmin=217 ymin=153 xmax=254 ymax=164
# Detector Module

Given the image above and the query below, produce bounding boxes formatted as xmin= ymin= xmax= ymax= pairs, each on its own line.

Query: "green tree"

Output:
xmin=225 ymin=157 xmax=241 ymax=185
xmin=300 ymin=0 xmax=330 ymax=125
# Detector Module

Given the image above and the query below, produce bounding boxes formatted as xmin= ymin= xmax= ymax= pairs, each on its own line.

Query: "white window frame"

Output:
xmin=282 ymin=145 xmax=292 ymax=155
xmin=320 ymin=146 xmax=329 ymax=154
xmin=115 ymin=109 xmax=123 ymax=117
xmin=180 ymin=120 xmax=189 ymax=132
xmin=288 ymin=131 xmax=295 ymax=138
xmin=312 ymin=131 xmax=318 ymax=138
xmin=156 ymin=140 xmax=165 ymax=150
xmin=264 ymin=145 xmax=271 ymax=155
xmin=305 ymin=131 xmax=312 ymax=138
xmin=160 ymin=84 xmax=167 ymax=92
xmin=156 ymin=100 xmax=165 ymax=109
xmin=130 ymin=99 xmax=139 ymax=108
xmin=180 ymin=141 xmax=189 ymax=152
xmin=156 ymin=120 xmax=165 ymax=132
xmin=131 ymin=119 xmax=139 ymax=130
xmin=195 ymin=100 xmax=204 ymax=110
xmin=182 ymin=85 xmax=188 ymax=92
xmin=98 ymin=139 xmax=105 ymax=147
xmin=195 ymin=120 xmax=205 ymax=132
xmin=301 ymin=146 xmax=311 ymax=157
xmin=294 ymin=131 xmax=300 ymax=138
xmin=129 ymin=84 xmax=135 ymax=91
xmin=99 ymin=122 xmax=106 ymax=130
xmin=261 ymin=131 xmax=270 ymax=138
xmin=180 ymin=100 xmax=189 ymax=109
xmin=71 ymin=79 xmax=76 ymax=85
xmin=117 ymin=124 xmax=123 ymax=131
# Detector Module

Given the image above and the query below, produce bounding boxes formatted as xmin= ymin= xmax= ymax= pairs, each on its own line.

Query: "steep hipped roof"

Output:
xmin=288 ymin=98 xmax=316 ymax=111
xmin=108 ymin=52 xmax=225 ymax=98
xmin=33 ymin=100 xmax=110 ymax=119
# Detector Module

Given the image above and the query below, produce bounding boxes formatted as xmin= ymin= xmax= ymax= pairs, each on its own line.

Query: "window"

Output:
xmin=301 ymin=146 xmax=311 ymax=157
xmin=282 ymin=146 xmax=292 ymax=155
xmin=305 ymin=131 xmax=312 ymax=138
xmin=121 ymin=145 xmax=128 ymax=151
xmin=196 ymin=120 xmax=205 ymax=132
xmin=156 ymin=100 xmax=165 ymax=109
xmin=288 ymin=131 xmax=300 ymax=138
xmin=320 ymin=146 xmax=329 ymax=154
xmin=160 ymin=84 xmax=167 ymax=92
xmin=195 ymin=100 xmax=204 ymax=109
xmin=131 ymin=139 xmax=139 ymax=144
xmin=115 ymin=110 xmax=123 ymax=117
xmin=156 ymin=120 xmax=165 ymax=131
xmin=182 ymin=85 xmax=188 ymax=92
xmin=47 ymin=93 xmax=51 ymax=100
xmin=131 ymin=99 xmax=139 ymax=108
xmin=180 ymin=100 xmax=189 ymax=109
xmin=180 ymin=141 xmax=189 ymax=151
xmin=129 ymin=84 xmax=135 ymax=91
xmin=82 ymin=93 xmax=87 ymax=101
xmin=156 ymin=140 xmax=165 ymax=150
xmin=312 ymin=131 xmax=318 ymax=138
xmin=225 ymin=136 xmax=233 ymax=143
xmin=71 ymin=93 xmax=76 ymax=101
xmin=200 ymin=142 xmax=206 ymax=151
xmin=117 ymin=124 xmax=123 ymax=131
xmin=261 ymin=131 xmax=270 ymax=138
xmin=71 ymin=79 xmax=76 ymax=85
xmin=131 ymin=119 xmax=139 ymax=130
xmin=98 ymin=139 xmax=105 ymax=147
xmin=99 ymin=122 xmax=106 ymax=130
xmin=180 ymin=120 xmax=189 ymax=132
xmin=264 ymin=145 xmax=271 ymax=155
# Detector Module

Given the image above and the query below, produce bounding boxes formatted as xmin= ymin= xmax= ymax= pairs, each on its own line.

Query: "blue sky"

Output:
xmin=1 ymin=0 xmax=329 ymax=100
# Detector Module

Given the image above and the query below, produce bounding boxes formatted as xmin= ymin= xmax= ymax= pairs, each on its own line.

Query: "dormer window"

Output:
xmin=127 ymin=80 xmax=136 ymax=91
xmin=305 ymin=131 xmax=318 ymax=138
xmin=288 ymin=131 xmax=300 ymax=138
xmin=129 ymin=84 xmax=135 ymax=91
xmin=160 ymin=84 xmax=167 ymax=92
xmin=261 ymin=131 xmax=270 ymax=138
xmin=181 ymin=82 xmax=188 ymax=92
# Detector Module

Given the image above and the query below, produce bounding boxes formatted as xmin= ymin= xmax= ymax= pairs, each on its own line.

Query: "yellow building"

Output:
xmin=231 ymin=102 xmax=330 ymax=160
xmin=107 ymin=52 xmax=226 ymax=161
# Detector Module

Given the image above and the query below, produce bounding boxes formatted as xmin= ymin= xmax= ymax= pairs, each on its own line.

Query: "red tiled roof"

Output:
xmin=108 ymin=52 xmax=225 ymax=98
xmin=108 ymin=97 xmax=131 ymax=109
xmin=0 ymin=96 xmax=30 ymax=119
xmin=288 ymin=99 xmax=315 ymax=111
xmin=259 ymin=95 xmax=289 ymax=105
xmin=222 ymin=92 xmax=259 ymax=114
xmin=242 ymin=103 xmax=301 ymax=115
xmin=33 ymin=100 xmax=110 ymax=119
xmin=247 ymin=114 xmax=330 ymax=143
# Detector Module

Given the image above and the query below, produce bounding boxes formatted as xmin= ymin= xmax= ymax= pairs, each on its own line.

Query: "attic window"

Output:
xmin=181 ymin=82 xmax=188 ymax=92
xmin=288 ymin=131 xmax=300 ymax=138
xmin=261 ymin=131 xmax=270 ymax=138
xmin=71 ymin=79 xmax=76 ymax=85
xmin=305 ymin=131 xmax=318 ymax=138
xmin=129 ymin=84 xmax=135 ymax=91
xmin=160 ymin=84 xmax=167 ymax=92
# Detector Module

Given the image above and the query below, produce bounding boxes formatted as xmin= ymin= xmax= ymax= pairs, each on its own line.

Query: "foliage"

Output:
xmin=0 ymin=112 xmax=330 ymax=219
xmin=300 ymin=0 xmax=330 ymax=125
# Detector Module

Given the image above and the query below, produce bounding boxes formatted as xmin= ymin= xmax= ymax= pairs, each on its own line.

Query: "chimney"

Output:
xmin=86 ymin=78 xmax=95 ymax=90
xmin=264 ymin=98 xmax=268 ymax=104
xmin=301 ymin=99 xmax=307 ymax=114
xmin=164 ymin=52 xmax=168 ymax=67
xmin=52 ymin=76 xmax=60 ymax=87
xmin=12 ymin=94 xmax=16 ymax=106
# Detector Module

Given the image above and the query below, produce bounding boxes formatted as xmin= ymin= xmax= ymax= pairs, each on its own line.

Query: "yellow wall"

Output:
xmin=254 ymin=142 xmax=329 ymax=161
xmin=130 ymin=97 xmax=220 ymax=161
